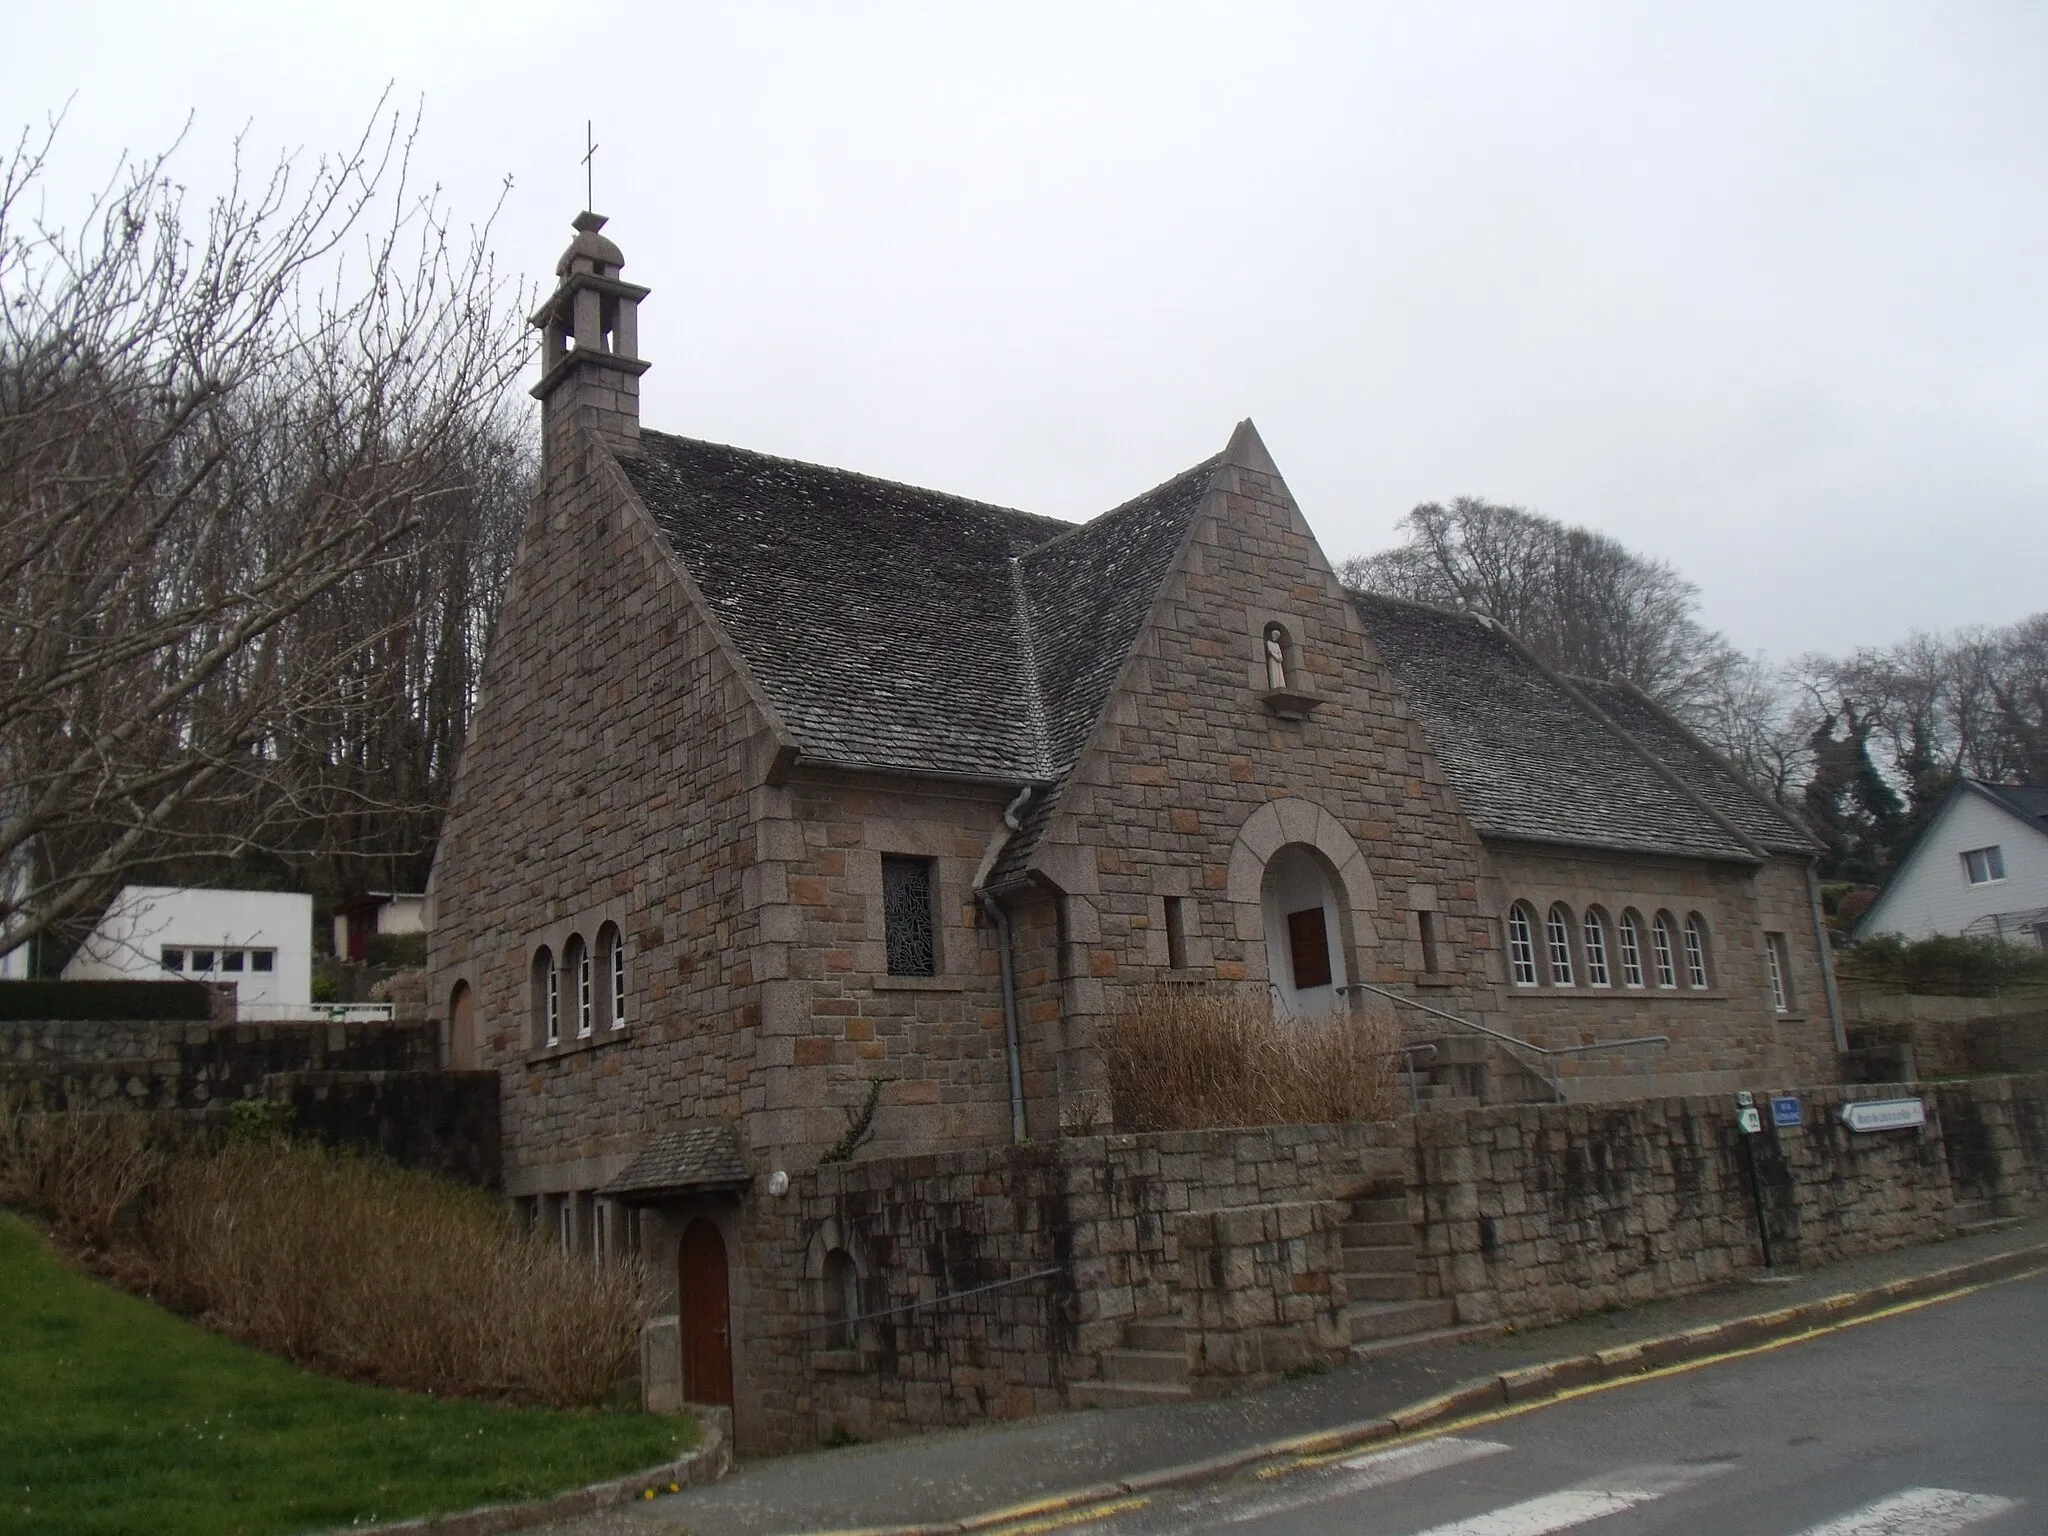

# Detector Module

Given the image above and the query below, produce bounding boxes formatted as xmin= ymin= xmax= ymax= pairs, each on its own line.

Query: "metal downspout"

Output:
xmin=981 ymin=784 xmax=1034 ymax=1145
xmin=1806 ymin=859 xmax=1849 ymax=1055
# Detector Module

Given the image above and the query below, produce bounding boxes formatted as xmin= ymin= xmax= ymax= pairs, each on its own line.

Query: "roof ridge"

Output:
xmin=1018 ymin=452 xmax=1227 ymax=560
xmin=637 ymin=426 xmax=1071 ymax=536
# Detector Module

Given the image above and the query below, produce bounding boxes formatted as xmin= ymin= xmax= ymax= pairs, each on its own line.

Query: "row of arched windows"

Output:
xmin=1506 ymin=903 xmax=1712 ymax=992
xmin=531 ymin=923 xmax=628 ymax=1046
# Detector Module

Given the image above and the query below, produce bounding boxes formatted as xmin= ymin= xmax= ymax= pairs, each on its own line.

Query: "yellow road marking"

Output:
xmin=1265 ymin=1265 xmax=2048 ymax=1479
xmin=975 ymin=1494 xmax=1150 ymax=1534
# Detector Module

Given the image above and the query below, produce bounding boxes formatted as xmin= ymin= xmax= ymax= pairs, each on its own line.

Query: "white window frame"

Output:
xmin=1765 ymin=932 xmax=1790 ymax=1013
xmin=544 ymin=957 xmax=560 ymax=1045
xmin=610 ymin=933 xmax=627 ymax=1030
xmin=1507 ymin=905 xmax=1538 ymax=987
xmin=1963 ymin=846 xmax=2006 ymax=885
xmin=1683 ymin=915 xmax=1710 ymax=989
xmin=575 ymin=941 xmax=593 ymax=1039
xmin=1617 ymin=912 xmax=1645 ymax=988
xmin=1546 ymin=905 xmax=1575 ymax=987
xmin=1583 ymin=910 xmax=1611 ymax=988
xmin=1651 ymin=915 xmax=1677 ymax=988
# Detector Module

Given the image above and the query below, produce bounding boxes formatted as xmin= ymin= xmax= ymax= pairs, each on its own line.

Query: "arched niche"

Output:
xmin=1224 ymin=798 xmax=1378 ymax=1017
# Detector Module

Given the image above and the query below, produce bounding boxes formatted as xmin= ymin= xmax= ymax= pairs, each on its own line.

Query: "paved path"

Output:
xmin=521 ymin=1216 xmax=2047 ymax=1536
xmin=1074 ymin=1268 xmax=2047 ymax=1533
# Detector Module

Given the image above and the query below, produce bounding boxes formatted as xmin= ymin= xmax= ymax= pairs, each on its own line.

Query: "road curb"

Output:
xmin=778 ymin=1240 xmax=2048 ymax=1536
xmin=340 ymin=1408 xmax=731 ymax=1535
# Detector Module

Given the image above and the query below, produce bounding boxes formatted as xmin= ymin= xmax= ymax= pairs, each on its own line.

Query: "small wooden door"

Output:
xmin=447 ymin=983 xmax=477 ymax=1071
xmin=679 ymin=1218 xmax=734 ymax=1406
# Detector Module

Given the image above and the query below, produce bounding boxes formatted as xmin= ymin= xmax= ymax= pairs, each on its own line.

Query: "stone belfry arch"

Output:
xmin=529 ymin=211 xmax=650 ymax=460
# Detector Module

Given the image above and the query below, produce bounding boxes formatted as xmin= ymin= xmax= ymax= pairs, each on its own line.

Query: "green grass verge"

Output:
xmin=0 ymin=1213 xmax=693 ymax=1536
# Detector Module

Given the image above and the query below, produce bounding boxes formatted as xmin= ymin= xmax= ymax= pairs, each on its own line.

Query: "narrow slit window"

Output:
xmin=1582 ymin=910 xmax=1611 ymax=987
xmin=823 ymin=1248 xmax=859 ymax=1349
xmin=1765 ymin=933 xmax=1791 ymax=1012
xmin=1286 ymin=907 xmax=1333 ymax=990
xmin=1617 ymin=912 xmax=1645 ymax=988
xmin=610 ymin=931 xmax=627 ymax=1029
xmin=1651 ymin=915 xmax=1677 ymax=989
xmin=1418 ymin=910 xmax=1441 ymax=974
xmin=1164 ymin=896 xmax=1189 ymax=971
xmin=882 ymin=856 xmax=937 ymax=977
xmin=1546 ymin=905 xmax=1575 ymax=987
xmin=1507 ymin=905 xmax=1538 ymax=987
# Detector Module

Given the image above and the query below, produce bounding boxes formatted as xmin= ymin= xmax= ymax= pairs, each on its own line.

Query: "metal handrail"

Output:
xmin=1335 ymin=980 xmax=1669 ymax=1103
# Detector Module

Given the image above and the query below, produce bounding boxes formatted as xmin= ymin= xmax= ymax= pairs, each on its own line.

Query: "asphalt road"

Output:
xmin=1076 ymin=1271 xmax=2047 ymax=1535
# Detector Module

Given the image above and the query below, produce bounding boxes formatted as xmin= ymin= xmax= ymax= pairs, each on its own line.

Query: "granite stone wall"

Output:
xmin=697 ymin=1074 xmax=2044 ymax=1452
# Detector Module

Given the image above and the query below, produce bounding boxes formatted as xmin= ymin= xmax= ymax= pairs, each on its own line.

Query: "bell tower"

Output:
xmin=529 ymin=211 xmax=650 ymax=459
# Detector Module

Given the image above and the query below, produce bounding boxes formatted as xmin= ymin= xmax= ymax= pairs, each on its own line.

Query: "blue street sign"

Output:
xmin=1771 ymin=1095 xmax=1803 ymax=1128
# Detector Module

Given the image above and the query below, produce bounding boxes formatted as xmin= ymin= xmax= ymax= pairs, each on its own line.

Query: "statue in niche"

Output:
xmin=1264 ymin=624 xmax=1289 ymax=691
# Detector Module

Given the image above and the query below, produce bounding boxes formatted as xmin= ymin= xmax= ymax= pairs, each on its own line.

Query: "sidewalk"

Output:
xmin=523 ymin=1215 xmax=2048 ymax=1536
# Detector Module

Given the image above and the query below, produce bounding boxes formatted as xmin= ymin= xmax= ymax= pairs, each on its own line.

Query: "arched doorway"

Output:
xmin=678 ymin=1218 xmax=734 ymax=1406
xmin=447 ymin=981 xmax=476 ymax=1070
xmin=1262 ymin=844 xmax=1349 ymax=1019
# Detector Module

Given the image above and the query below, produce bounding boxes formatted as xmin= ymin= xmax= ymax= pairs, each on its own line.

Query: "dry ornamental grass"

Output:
xmin=0 ymin=1096 xmax=643 ymax=1408
xmin=1098 ymin=983 xmax=1400 ymax=1132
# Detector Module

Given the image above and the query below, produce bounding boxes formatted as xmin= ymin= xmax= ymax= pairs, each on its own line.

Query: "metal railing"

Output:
xmin=1337 ymin=980 xmax=1669 ymax=1104
xmin=238 ymin=1002 xmax=396 ymax=1024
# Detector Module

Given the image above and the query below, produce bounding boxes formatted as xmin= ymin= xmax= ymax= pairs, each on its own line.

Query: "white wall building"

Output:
xmin=332 ymin=891 xmax=427 ymax=961
xmin=62 ymin=887 xmax=315 ymax=1013
xmin=1855 ymin=780 xmax=2048 ymax=949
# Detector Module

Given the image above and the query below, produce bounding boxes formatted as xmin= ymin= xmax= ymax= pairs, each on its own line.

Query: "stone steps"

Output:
xmin=1102 ymin=1348 xmax=1186 ymax=1385
xmin=1070 ymin=1377 xmax=1193 ymax=1410
xmin=1350 ymin=1319 xmax=1501 ymax=1360
xmin=1347 ymin=1296 xmax=1459 ymax=1341
xmin=1124 ymin=1319 xmax=1186 ymax=1353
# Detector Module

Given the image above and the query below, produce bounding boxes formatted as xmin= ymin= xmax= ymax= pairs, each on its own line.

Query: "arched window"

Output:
xmin=448 ymin=980 xmax=476 ymax=1070
xmin=1263 ymin=622 xmax=1291 ymax=691
xmin=1617 ymin=910 xmax=1646 ymax=988
xmin=1545 ymin=904 xmax=1575 ymax=987
xmin=1650 ymin=913 xmax=1678 ymax=988
xmin=822 ymin=1248 xmax=859 ymax=1349
xmin=1683 ymin=913 xmax=1711 ymax=989
xmin=1582 ymin=908 xmax=1611 ymax=988
xmin=564 ymin=934 xmax=591 ymax=1039
xmin=532 ymin=946 xmax=559 ymax=1046
xmin=597 ymin=922 xmax=627 ymax=1031
xmin=1507 ymin=904 xmax=1539 ymax=987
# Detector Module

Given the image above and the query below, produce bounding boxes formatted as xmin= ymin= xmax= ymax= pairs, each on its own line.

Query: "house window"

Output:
xmin=563 ymin=934 xmax=592 ymax=1039
xmin=1617 ymin=911 xmax=1645 ymax=988
xmin=1651 ymin=914 xmax=1677 ymax=988
xmin=1765 ymin=932 xmax=1793 ymax=1013
xmin=1164 ymin=896 xmax=1189 ymax=971
xmin=190 ymin=949 xmax=216 ymax=973
xmin=597 ymin=922 xmax=627 ymax=1030
xmin=1287 ymin=907 xmax=1334 ymax=990
xmin=1418 ymin=909 xmax=1441 ymax=974
xmin=1962 ymin=846 xmax=2006 ymax=885
xmin=882 ymin=856 xmax=937 ymax=977
xmin=1546 ymin=905 xmax=1575 ymax=987
xmin=534 ymin=946 xmax=559 ymax=1046
xmin=1683 ymin=914 xmax=1711 ymax=989
xmin=161 ymin=947 xmax=185 ymax=972
xmin=222 ymin=949 xmax=245 ymax=972
xmin=592 ymin=1200 xmax=611 ymax=1262
xmin=250 ymin=950 xmax=274 ymax=972
xmin=1583 ymin=909 xmax=1611 ymax=988
xmin=1507 ymin=904 xmax=1539 ymax=987
xmin=822 ymin=1248 xmax=859 ymax=1349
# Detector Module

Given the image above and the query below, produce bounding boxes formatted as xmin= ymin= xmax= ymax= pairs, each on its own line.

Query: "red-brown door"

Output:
xmin=679 ymin=1218 xmax=734 ymax=1406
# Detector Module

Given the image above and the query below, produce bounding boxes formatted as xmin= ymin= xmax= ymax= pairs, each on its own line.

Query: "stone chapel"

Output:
xmin=425 ymin=213 xmax=1844 ymax=1445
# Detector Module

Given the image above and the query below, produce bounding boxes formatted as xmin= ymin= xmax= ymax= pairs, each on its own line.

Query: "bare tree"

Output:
xmin=0 ymin=105 xmax=530 ymax=965
xmin=1342 ymin=497 xmax=1741 ymax=717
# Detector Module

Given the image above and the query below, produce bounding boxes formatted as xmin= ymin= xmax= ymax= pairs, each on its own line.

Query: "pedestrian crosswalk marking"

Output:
xmin=1401 ymin=1461 xmax=1733 ymax=1536
xmin=1210 ymin=1436 xmax=1511 ymax=1526
xmin=1789 ymin=1487 xmax=2019 ymax=1535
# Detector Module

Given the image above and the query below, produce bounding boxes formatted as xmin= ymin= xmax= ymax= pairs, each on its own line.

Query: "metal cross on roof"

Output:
xmin=582 ymin=120 xmax=599 ymax=211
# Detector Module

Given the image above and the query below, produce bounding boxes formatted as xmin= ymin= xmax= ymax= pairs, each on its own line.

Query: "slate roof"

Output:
xmin=1974 ymin=780 xmax=2048 ymax=831
xmin=623 ymin=433 xmax=1221 ymax=877
xmin=1353 ymin=592 xmax=1783 ymax=863
xmin=601 ymin=1124 xmax=749 ymax=1200
xmin=1573 ymin=679 xmax=1817 ymax=855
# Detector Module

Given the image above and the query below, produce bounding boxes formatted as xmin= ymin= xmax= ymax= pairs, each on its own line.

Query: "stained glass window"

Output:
xmin=882 ymin=856 xmax=936 ymax=977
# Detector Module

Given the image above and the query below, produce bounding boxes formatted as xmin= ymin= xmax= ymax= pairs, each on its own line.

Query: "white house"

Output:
xmin=1855 ymin=780 xmax=2048 ymax=949
xmin=62 ymin=887 xmax=315 ymax=1014
xmin=331 ymin=890 xmax=427 ymax=962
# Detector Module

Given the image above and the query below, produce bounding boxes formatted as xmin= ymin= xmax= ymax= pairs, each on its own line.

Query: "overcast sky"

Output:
xmin=12 ymin=2 xmax=2045 ymax=660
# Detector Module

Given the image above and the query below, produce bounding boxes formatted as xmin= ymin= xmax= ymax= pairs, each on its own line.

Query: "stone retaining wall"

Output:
xmin=714 ymin=1074 xmax=2047 ymax=1451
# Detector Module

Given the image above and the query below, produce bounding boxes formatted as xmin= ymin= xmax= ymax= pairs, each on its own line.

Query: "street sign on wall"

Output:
xmin=1771 ymin=1096 xmax=1803 ymax=1129
xmin=1841 ymin=1098 xmax=1928 ymax=1133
